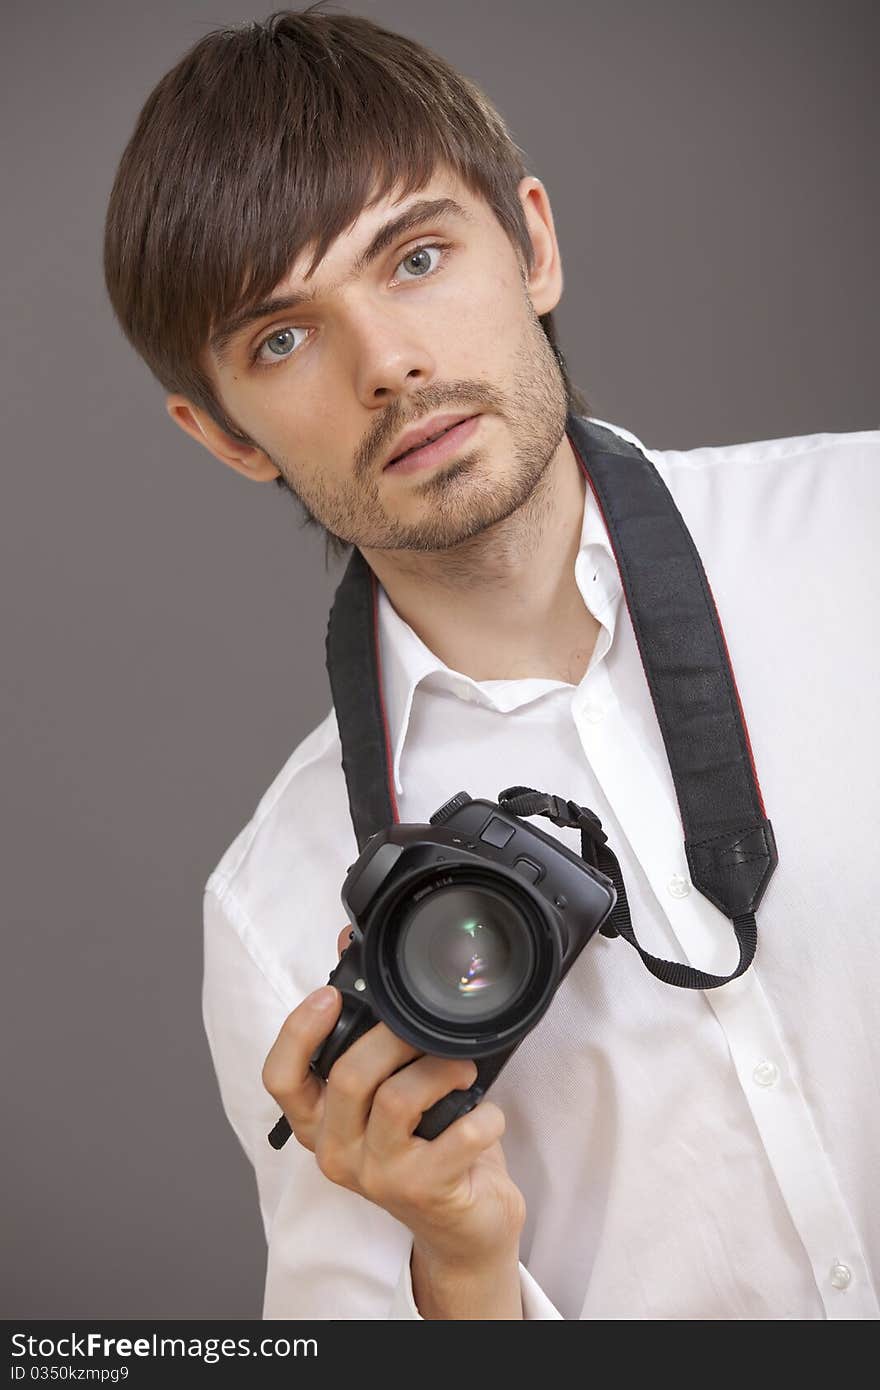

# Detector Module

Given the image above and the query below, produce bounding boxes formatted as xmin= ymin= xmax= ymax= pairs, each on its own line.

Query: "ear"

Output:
xmin=516 ymin=176 xmax=564 ymax=318
xmin=165 ymin=395 xmax=281 ymax=482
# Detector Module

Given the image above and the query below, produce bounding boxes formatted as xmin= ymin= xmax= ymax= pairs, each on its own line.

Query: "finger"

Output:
xmin=417 ymin=1099 xmax=508 ymax=1187
xmin=337 ymin=923 xmax=354 ymax=958
xmin=261 ymin=987 xmax=343 ymax=1146
xmin=321 ymin=1020 xmax=424 ymax=1149
xmin=364 ymin=1054 xmax=479 ymax=1158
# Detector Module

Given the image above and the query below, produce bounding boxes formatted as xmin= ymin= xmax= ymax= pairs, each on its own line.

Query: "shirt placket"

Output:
xmin=571 ymin=659 xmax=879 ymax=1320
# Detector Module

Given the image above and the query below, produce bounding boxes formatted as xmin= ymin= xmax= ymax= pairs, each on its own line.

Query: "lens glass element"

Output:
xmin=396 ymin=882 xmax=535 ymax=1022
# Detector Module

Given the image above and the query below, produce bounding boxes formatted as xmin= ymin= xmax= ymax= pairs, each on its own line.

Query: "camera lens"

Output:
xmin=395 ymin=882 xmax=535 ymax=1023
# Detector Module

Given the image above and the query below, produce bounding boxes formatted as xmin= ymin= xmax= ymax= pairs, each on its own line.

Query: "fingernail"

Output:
xmin=311 ymin=986 xmax=337 ymax=1010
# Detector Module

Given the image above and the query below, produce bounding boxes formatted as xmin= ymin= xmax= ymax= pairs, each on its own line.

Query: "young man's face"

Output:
xmin=168 ymin=164 xmax=569 ymax=553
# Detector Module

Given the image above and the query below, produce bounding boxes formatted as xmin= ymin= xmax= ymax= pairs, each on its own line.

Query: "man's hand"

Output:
xmin=261 ymin=924 xmax=527 ymax=1274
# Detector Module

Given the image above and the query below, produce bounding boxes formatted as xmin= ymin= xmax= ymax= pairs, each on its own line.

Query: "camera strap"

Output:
xmin=324 ymin=412 xmax=778 ymax=991
xmin=494 ymin=784 xmax=756 ymax=989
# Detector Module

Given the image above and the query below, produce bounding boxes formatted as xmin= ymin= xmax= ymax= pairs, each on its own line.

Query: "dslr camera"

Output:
xmin=309 ymin=790 xmax=617 ymax=1139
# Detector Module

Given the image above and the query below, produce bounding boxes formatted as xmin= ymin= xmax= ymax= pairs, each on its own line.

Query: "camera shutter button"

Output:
xmin=513 ymin=857 xmax=542 ymax=884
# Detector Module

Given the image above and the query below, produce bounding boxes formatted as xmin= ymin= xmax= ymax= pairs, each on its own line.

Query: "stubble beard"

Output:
xmin=268 ymin=306 xmax=569 ymax=557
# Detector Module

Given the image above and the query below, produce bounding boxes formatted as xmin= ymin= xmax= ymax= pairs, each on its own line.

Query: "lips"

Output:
xmin=393 ymin=423 xmax=456 ymax=461
xmin=384 ymin=412 xmax=475 ymax=467
xmin=383 ymin=415 xmax=483 ymax=476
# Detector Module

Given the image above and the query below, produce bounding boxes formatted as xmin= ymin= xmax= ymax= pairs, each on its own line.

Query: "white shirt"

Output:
xmin=202 ymin=416 xmax=880 ymax=1320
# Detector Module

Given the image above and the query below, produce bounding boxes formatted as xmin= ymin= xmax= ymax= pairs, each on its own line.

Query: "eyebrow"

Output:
xmin=209 ymin=196 xmax=474 ymax=368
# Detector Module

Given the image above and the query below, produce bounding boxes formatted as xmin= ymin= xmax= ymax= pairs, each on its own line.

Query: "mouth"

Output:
xmin=383 ymin=414 xmax=483 ymax=475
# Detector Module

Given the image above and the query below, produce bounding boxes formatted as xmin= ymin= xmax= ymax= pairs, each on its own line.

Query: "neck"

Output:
xmin=359 ymin=434 xmax=601 ymax=685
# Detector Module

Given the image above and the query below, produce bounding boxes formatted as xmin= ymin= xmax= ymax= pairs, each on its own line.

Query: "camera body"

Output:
xmin=310 ymin=792 xmax=617 ymax=1139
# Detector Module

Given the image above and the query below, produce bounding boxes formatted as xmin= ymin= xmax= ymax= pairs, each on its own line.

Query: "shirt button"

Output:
xmin=752 ymin=1059 xmax=780 ymax=1088
xmin=582 ymin=703 xmax=605 ymax=723
xmin=829 ymin=1262 xmax=852 ymax=1290
xmin=667 ymin=873 xmax=691 ymax=898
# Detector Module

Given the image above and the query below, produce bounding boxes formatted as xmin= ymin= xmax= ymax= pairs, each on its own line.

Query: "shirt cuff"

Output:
xmin=388 ymin=1241 xmax=564 ymax=1319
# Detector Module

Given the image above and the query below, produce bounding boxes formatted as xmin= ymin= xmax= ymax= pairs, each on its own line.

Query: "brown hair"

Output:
xmin=103 ymin=3 xmax=594 ymax=562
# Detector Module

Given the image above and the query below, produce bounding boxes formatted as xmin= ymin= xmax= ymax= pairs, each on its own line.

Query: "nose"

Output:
xmin=346 ymin=302 xmax=436 ymax=406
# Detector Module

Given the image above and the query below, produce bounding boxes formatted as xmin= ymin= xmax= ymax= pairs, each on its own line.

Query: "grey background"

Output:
xmin=2 ymin=0 xmax=876 ymax=1319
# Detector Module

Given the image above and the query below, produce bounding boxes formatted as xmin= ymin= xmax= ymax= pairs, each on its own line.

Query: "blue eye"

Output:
xmin=251 ymin=241 xmax=450 ymax=368
xmin=396 ymin=243 xmax=444 ymax=280
xmin=253 ymin=326 xmax=306 ymax=366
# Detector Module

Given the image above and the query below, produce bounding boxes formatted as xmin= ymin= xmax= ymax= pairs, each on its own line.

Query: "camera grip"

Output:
xmin=415 ymin=1084 xmax=484 ymax=1140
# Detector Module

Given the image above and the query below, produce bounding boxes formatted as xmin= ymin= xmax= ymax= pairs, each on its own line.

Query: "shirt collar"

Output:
xmin=375 ymin=417 xmax=645 ymax=796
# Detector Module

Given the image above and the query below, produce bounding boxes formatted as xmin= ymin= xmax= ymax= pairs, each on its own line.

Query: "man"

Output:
xmin=103 ymin=7 xmax=879 ymax=1319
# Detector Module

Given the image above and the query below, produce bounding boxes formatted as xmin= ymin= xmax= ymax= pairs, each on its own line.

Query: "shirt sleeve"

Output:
xmin=202 ymin=879 xmax=564 ymax=1319
xmin=388 ymin=1239 xmax=565 ymax=1319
